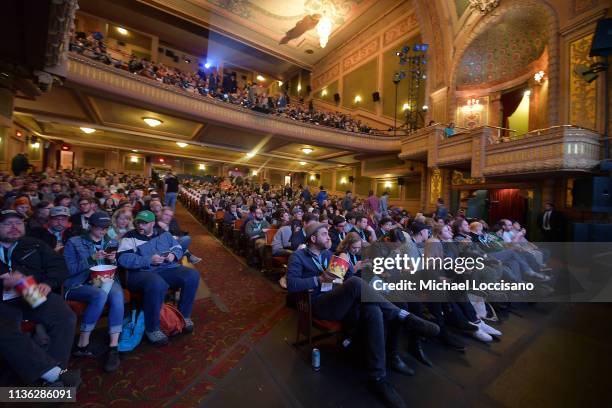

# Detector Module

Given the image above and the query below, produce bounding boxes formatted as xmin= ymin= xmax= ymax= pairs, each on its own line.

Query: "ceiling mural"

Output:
xmin=205 ymin=0 xmax=363 ymax=31
xmin=457 ymin=7 xmax=548 ymax=86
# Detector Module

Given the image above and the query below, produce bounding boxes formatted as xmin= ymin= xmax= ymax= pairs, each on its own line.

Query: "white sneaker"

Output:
xmin=471 ymin=329 xmax=493 ymax=343
xmin=478 ymin=320 xmax=502 ymax=337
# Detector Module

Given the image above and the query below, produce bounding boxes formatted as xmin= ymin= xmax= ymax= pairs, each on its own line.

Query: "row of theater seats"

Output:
xmin=179 ymin=189 xmax=341 ymax=346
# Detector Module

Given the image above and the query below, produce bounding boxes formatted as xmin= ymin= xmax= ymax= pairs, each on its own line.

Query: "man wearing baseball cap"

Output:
xmin=29 ymin=206 xmax=79 ymax=252
xmin=0 ymin=209 xmax=80 ymax=386
xmin=63 ymin=212 xmax=123 ymax=372
xmin=287 ymin=220 xmax=439 ymax=408
xmin=117 ymin=210 xmax=199 ymax=346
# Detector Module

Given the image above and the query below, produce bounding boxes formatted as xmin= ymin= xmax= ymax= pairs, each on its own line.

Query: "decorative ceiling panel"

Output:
xmin=457 ymin=7 xmax=548 ymax=86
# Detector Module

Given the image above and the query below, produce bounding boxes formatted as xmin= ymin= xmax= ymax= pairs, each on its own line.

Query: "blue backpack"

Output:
xmin=117 ymin=310 xmax=145 ymax=352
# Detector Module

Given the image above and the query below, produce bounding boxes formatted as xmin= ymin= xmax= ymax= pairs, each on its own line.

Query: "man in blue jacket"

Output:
xmin=117 ymin=210 xmax=200 ymax=346
xmin=286 ymin=222 xmax=439 ymax=408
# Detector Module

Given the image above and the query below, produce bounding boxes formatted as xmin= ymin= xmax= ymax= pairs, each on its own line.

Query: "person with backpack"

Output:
xmin=117 ymin=210 xmax=199 ymax=346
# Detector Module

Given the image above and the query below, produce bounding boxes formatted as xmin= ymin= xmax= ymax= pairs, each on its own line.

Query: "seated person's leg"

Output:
xmin=127 ymin=272 xmax=169 ymax=337
xmin=65 ymin=284 xmax=110 ymax=352
xmin=158 ymin=266 xmax=200 ymax=324
xmin=107 ymin=282 xmax=125 ymax=343
xmin=0 ymin=312 xmax=66 ymax=386
xmin=21 ymin=293 xmax=76 ymax=369
xmin=178 ymin=235 xmax=192 ymax=251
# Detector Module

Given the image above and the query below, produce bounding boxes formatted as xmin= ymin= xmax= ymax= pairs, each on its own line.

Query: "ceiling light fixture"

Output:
xmin=252 ymin=170 xmax=258 ymax=176
xmin=199 ymin=164 xmax=206 ymax=170
xmin=299 ymin=161 xmax=306 ymax=165
xmin=297 ymin=83 xmax=302 ymax=92
xmin=301 ymin=147 xmax=313 ymax=154
xmin=130 ymin=156 xmax=139 ymax=163
xmin=402 ymin=103 xmax=410 ymax=111
xmin=176 ymin=142 xmax=188 ymax=148
xmin=316 ymin=14 xmax=333 ymax=48
xmin=246 ymin=152 xmax=255 ymax=158
xmin=278 ymin=81 xmax=283 ymax=86
xmin=256 ymin=75 xmax=265 ymax=81
xmin=354 ymin=95 xmax=362 ymax=104
xmin=80 ymin=127 xmax=96 ymax=134
xmin=143 ymin=117 xmax=162 ymax=127
xmin=116 ymin=27 xmax=128 ymax=35
xmin=131 ymin=149 xmax=138 ymax=152
xmin=321 ymin=89 xmax=328 ymax=96
xmin=31 ymin=142 xmax=40 ymax=149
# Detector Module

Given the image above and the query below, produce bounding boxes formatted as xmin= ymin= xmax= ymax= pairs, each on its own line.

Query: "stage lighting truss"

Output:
xmin=394 ymin=43 xmax=429 ymax=132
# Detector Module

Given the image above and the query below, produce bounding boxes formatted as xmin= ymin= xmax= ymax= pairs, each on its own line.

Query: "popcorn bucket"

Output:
xmin=90 ymin=264 xmax=117 ymax=288
xmin=14 ymin=275 xmax=47 ymax=308
xmin=327 ymin=255 xmax=351 ymax=279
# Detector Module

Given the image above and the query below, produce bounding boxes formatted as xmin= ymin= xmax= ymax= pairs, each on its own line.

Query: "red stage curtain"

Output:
xmin=489 ymin=189 xmax=526 ymax=225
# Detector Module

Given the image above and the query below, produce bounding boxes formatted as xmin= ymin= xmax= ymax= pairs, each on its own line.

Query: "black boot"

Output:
xmin=368 ymin=377 xmax=407 ymax=408
xmin=409 ymin=335 xmax=432 ymax=367
xmin=388 ymin=353 xmax=415 ymax=376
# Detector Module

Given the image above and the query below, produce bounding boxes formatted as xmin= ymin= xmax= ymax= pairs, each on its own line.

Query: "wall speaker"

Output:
xmin=397 ymin=177 xmax=405 ymax=186
xmin=590 ymin=18 xmax=612 ymax=56
xmin=372 ymin=91 xmax=380 ymax=102
xmin=348 ymin=176 xmax=355 ymax=183
xmin=333 ymin=93 xmax=340 ymax=102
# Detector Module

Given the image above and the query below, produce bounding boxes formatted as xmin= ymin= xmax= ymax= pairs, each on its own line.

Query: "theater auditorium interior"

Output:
xmin=0 ymin=0 xmax=611 ymax=407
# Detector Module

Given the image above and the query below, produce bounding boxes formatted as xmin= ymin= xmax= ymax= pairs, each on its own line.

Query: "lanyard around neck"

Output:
xmin=0 ymin=243 xmax=18 ymax=272
xmin=307 ymin=249 xmax=328 ymax=273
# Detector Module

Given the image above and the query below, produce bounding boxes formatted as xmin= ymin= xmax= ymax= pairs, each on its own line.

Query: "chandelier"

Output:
xmin=468 ymin=0 xmax=500 ymax=14
xmin=316 ymin=14 xmax=332 ymax=48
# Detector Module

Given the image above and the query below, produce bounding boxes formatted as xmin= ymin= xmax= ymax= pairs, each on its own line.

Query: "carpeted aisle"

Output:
xmin=72 ymin=204 xmax=287 ymax=407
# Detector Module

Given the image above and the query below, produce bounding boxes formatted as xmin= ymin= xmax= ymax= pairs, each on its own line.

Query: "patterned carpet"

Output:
xmin=72 ymin=204 xmax=287 ymax=407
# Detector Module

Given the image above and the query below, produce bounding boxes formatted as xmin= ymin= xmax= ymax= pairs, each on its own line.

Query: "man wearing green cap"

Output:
xmin=117 ymin=210 xmax=200 ymax=346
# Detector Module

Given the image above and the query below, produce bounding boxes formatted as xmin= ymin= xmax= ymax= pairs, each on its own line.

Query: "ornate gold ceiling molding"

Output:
xmin=448 ymin=0 xmax=560 ymax=127
xmin=382 ymin=11 xmax=420 ymax=47
xmin=312 ymin=64 xmax=340 ymax=90
xmin=342 ymin=38 xmax=380 ymax=73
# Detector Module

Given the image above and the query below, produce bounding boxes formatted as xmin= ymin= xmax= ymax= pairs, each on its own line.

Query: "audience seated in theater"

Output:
xmin=63 ymin=212 xmax=123 ymax=372
xmin=117 ymin=210 xmax=199 ymax=346
xmin=0 ymin=209 xmax=80 ymax=386
xmin=286 ymin=221 xmax=439 ymax=408
xmin=29 ymin=206 xmax=81 ymax=252
xmin=156 ymin=206 xmax=202 ymax=264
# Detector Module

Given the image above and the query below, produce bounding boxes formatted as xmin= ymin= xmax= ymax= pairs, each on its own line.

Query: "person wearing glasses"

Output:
xmin=69 ymin=198 xmax=96 ymax=232
xmin=63 ymin=212 xmax=123 ymax=372
xmin=0 ymin=209 xmax=79 ymax=386
xmin=117 ymin=210 xmax=199 ymax=346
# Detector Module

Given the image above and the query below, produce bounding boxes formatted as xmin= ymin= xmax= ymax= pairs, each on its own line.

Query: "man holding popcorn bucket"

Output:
xmin=0 ymin=209 xmax=79 ymax=386
xmin=63 ymin=212 xmax=123 ymax=373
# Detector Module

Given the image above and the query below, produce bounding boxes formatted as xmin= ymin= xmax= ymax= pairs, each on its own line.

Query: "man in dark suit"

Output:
xmin=538 ymin=202 xmax=564 ymax=242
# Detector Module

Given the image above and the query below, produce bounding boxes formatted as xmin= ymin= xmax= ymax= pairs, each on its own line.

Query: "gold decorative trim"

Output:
xmin=312 ymin=64 xmax=340 ymax=91
xmin=342 ymin=38 xmax=380 ymax=73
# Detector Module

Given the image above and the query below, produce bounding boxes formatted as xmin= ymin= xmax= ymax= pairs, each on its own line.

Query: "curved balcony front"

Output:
xmin=65 ymin=54 xmax=402 ymax=153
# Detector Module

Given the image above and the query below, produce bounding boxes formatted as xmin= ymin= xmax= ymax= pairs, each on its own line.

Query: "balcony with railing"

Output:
xmin=399 ymin=124 xmax=603 ymax=177
xmin=65 ymin=54 xmax=402 ymax=153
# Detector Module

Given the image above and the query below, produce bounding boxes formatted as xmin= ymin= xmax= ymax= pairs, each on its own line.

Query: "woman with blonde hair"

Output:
xmin=107 ymin=208 xmax=133 ymax=241
xmin=335 ymin=232 xmax=362 ymax=269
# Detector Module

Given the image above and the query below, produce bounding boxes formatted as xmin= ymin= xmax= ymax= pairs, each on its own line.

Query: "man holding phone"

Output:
xmin=117 ymin=210 xmax=200 ymax=346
